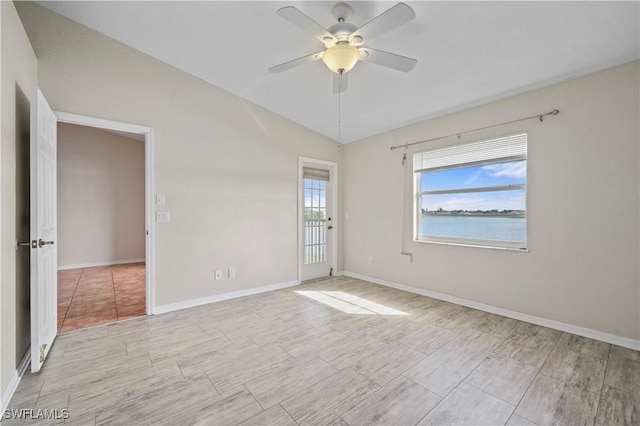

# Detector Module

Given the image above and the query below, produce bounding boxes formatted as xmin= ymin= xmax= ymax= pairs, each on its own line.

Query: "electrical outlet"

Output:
xmin=215 ymin=270 xmax=223 ymax=280
xmin=367 ymin=257 xmax=373 ymax=266
xmin=228 ymin=267 xmax=236 ymax=278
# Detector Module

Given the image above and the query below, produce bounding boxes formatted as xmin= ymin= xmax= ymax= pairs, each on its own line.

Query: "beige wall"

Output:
xmin=57 ymin=123 xmax=145 ymax=268
xmin=1 ymin=0 xmax=38 ymax=395
xmin=15 ymin=2 xmax=342 ymax=307
xmin=343 ymin=61 xmax=640 ymax=341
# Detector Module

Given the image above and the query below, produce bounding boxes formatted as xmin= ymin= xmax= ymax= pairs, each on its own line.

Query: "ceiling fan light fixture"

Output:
xmin=321 ymin=43 xmax=361 ymax=74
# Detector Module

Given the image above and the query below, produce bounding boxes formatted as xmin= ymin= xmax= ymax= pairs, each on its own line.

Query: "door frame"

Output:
xmin=54 ymin=112 xmax=155 ymax=315
xmin=298 ymin=157 xmax=338 ymax=283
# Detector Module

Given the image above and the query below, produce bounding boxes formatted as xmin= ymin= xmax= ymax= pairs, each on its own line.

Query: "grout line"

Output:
xmin=464 ymin=381 xmax=517 ymax=408
xmin=594 ymin=345 xmax=612 ymax=422
xmin=278 ymin=403 xmax=300 ymax=425
xmin=205 ymin=372 xmax=222 ymax=395
xmin=243 ymin=384 xmax=267 ymax=411
xmin=508 ymin=330 xmax=563 ymax=424
xmin=111 ymin=265 xmax=119 ymax=320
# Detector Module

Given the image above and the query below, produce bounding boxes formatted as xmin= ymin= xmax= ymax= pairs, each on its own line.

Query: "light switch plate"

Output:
xmin=156 ymin=194 xmax=166 ymax=205
xmin=156 ymin=212 xmax=170 ymax=223
xmin=215 ymin=270 xmax=223 ymax=280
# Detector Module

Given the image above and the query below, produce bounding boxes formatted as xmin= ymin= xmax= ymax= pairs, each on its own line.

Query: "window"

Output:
xmin=303 ymin=168 xmax=329 ymax=264
xmin=414 ymin=133 xmax=527 ymax=249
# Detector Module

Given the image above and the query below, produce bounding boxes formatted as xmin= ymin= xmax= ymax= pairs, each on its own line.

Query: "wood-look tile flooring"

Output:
xmin=57 ymin=264 xmax=146 ymax=333
xmin=8 ymin=276 xmax=639 ymax=425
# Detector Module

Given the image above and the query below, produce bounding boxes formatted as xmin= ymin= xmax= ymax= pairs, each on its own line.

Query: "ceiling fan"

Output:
xmin=269 ymin=2 xmax=417 ymax=93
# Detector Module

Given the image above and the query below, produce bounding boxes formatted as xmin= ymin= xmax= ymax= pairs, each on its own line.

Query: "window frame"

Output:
xmin=413 ymin=135 xmax=528 ymax=251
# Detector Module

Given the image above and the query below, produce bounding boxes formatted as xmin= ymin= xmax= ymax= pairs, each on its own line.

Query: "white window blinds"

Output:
xmin=413 ymin=133 xmax=527 ymax=173
xmin=303 ymin=167 xmax=330 ymax=181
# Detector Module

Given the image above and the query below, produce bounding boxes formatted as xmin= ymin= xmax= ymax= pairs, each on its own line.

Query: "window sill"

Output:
xmin=413 ymin=237 xmax=529 ymax=252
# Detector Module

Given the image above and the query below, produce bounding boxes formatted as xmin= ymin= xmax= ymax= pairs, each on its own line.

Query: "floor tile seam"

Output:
xmin=593 ymin=345 xmax=612 ymax=423
xmin=62 ymin=309 xmax=118 ymax=323
xmin=525 ymin=372 xmax=601 ymax=420
xmin=248 ymin=358 xmax=363 ymax=412
xmin=242 ymin=383 xmax=267 ymax=411
xmin=488 ymin=347 xmax=549 ymax=370
xmin=509 ymin=329 xmax=562 ymax=344
xmin=90 ymin=378 xmax=204 ymax=425
xmin=322 ymin=369 xmax=382 ymax=423
xmin=204 ymin=371 xmax=224 ymax=395
xmin=600 ymin=369 xmax=640 ymax=396
xmin=336 ymin=366 xmax=428 ymax=424
xmin=538 ymin=358 xmax=607 ymax=393
xmin=277 ymin=403 xmax=300 ymax=425
xmin=409 ymin=382 xmax=445 ymax=426
xmin=111 ymin=267 xmax=119 ymax=320
xmin=462 ymin=380 xmax=518 ymax=409
xmin=24 ymin=381 xmax=46 ymax=409
xmin=200 ymin=354 xmax=292 ymax=393
xmin=511 ymin=331 xmax=562 ymax=421
xmin=356 ymin=348 xmax=429 ymax=388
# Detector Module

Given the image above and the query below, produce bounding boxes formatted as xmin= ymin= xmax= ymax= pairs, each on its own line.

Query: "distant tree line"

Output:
xmin=423 ymin=208 xmax=525 ymax=217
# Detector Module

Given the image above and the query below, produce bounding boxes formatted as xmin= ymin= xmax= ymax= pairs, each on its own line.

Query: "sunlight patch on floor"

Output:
xmin=296 ymin=290 xmax=408 ymax=315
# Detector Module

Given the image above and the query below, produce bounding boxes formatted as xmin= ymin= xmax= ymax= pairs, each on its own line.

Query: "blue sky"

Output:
xmin=304 ymin=179 xmax=327 ymax=209
xmin=421 ymin=160 xmax=526 ymax=211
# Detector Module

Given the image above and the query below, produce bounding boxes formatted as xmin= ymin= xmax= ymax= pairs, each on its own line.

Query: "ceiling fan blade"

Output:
xmin=360 ymin=47 xmax=417 ymax=72
xmin=333 ymin=72 xmax=348 ymax=94
xmin=352 ymin=3 xmax=415 ymax=42
xmin=269 ymin=51 xmax=324 ymax=74
xmin=277 ymin=6 xmax=336 ymax=44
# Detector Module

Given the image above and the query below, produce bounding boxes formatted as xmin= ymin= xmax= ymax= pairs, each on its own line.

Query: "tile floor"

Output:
xmin=57 ymin=263 xmax=146 ymax=333
xmin=8 ymin=276 xmax=640 ymax=425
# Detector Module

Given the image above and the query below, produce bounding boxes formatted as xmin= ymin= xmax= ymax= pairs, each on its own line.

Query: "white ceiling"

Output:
xmin=37 ymin=1 xmax=639 ymax=143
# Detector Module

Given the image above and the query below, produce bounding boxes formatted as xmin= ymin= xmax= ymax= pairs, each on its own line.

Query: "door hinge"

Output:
xmin=39 ymin=344 xmax=47 ymax=363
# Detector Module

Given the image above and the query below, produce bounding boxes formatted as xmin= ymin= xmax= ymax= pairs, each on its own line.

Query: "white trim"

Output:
xmin=413 ymin=237 xmax=528 ymax=252
xmin=298 ymin=157 xmax=339 ymax=282
xmin=54 ymin=111 xmax=155 ymax=315
xmin=1 ymin=350 xmax=30 ymax=413
xmin=55 ymin=112 xmax=152 ymax=135
xmin=343 ymin=271 xmax=640 ymax=351
xmin=154 ymin=280 xmax=300 ymax=315
xmin=57 ymin=258 xmax=145 ymax=271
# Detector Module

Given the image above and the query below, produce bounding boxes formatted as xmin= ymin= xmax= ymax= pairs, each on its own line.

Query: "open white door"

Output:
xmin=30 ymin=89 xmax=57 ymax=373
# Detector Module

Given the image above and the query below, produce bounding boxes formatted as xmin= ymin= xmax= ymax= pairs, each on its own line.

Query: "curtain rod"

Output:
xmin=389 ymin=109 xmax=559 ymax=151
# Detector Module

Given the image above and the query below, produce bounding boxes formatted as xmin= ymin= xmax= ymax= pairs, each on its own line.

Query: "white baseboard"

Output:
xmin=154 ymin=280 xmax=300 ymax=315
xmin=1 ymin=350 xmax=30 ymax=413
xmin=58 ymin=258 xmax=145 ymax=271
xmin=343 ymin=271 xmax=640 ymax=351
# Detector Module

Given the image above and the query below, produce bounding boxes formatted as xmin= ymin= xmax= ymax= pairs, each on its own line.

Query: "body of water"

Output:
xmin=421 ymin=215 xmax=526 ymax=242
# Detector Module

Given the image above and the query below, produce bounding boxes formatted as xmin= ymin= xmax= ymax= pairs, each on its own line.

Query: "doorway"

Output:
xmin=55 ymin=113 xmax=154 ymax=332
xmin=298 ymin=157 xmax=338 ymax=282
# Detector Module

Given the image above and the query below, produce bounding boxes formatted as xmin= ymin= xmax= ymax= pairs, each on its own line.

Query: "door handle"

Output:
xmin=16 ymin=240 xmax=37 ymax=249
xmin=327 ymin=225 xmax=334 ymax=230
xmin=38 ymin=239 xmax=55 ymax=248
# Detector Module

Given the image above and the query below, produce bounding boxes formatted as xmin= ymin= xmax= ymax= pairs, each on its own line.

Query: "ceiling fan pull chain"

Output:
xmin=338 ymin=71 xmax=342 ymax=146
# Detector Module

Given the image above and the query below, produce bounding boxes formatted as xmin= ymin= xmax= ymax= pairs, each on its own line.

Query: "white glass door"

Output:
xmin=300 ymin=167 xmax=333 ymax=281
